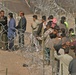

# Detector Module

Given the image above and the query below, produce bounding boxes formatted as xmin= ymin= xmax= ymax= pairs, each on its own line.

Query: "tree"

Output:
xmin=30 ymin=0 xmax=50 ymax=15
xmin=30 ymin=0 xmax=67 ymax=17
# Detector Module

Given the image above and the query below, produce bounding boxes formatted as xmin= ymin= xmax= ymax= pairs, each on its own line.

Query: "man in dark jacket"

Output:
xmin=69 ymin=54 xmax=76 ymax=75
xmin=0 ymin=10 xmax=8 ymax=31
xmin=36 ymin=16 xmax=46 ymax=45
xmin=0 ymin=10 xmax=8 ymax=50
xmin=16 ymin=12 xmax=27 ymax=47
xmin=37 ymin=16 xmax=46 ymax=36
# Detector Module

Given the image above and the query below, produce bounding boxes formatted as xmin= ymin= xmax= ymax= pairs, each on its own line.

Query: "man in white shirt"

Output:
xmin=31 ymin=15 xmax=40 ymax=36
xmin=54 ymin=49 xmax=73 ymax=75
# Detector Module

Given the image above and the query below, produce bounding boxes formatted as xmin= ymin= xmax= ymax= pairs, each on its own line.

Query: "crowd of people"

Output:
xmin=0 ymin=10 xmax=27 ymax=50
xmin=31 ymin=15 xmax=76 ymax=75
xmin=0 ymin=9 xmax=76 ymax=75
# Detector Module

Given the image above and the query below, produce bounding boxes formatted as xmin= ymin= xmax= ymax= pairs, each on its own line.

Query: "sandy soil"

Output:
xmin=0 ymin=50 xmax=29 ymax=75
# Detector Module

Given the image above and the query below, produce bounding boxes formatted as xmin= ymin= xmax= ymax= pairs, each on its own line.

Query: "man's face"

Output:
xmin=46 ymin=25 xmax=50 ymax=30
xmin=66 ymin=41 xmax=71 ymax=46
xmin=42 ymin=19 xmax=45 ymax=23
xmin=33 ymin=18 xmax=35 ymax=21
xmin=8 ymin=15 xmax=11 ymax=19
xmin=19 ymin=12 xmax=22 ymax=17
xmin=0 ymin=13 xmax=1 ymax=18
xmin=53 ymin=30 xmax=58 ymax=34
xmin=1 ymin=12 xmax=4 ymax=17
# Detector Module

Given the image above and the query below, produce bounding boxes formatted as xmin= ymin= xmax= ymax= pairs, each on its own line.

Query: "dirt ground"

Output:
xmin=0 ymin=50 xmax=29 ymax=75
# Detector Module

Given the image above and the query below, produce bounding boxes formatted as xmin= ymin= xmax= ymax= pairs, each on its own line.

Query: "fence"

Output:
xmin=0 ymin=20 xmax=59 ymax=75
xmin=0 ymin=22 xmax=75 ymax=75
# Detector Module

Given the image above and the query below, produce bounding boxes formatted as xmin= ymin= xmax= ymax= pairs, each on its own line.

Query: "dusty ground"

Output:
xmin=0 ymin=49 xmax=52 ymax=75
xmin=0 ymin=50 xmax=29 ymax=75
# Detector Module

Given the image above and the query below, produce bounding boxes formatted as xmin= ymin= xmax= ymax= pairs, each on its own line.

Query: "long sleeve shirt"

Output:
xmin=69 ymin=58 xmax=76 ymax=74
xmin=54 ymin=51 xmax=73 ymax=75
xmin=32 ymin=20 xmax=40 ymax=31
xmin=8 ymin=18 xmax=16 ymax=39
xmin=16 ymin=16 xmax=27 ymax=32
xmin=0 ymin=16 xmax=8 ymax=30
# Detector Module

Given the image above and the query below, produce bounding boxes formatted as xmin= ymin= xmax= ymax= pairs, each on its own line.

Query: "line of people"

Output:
xmin=31 ymin=14 xmax=76 ymax=75
xmin=0 ymin=10 xmax=27 ymax=51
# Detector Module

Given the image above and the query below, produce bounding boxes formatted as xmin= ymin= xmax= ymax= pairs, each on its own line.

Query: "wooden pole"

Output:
xmin=6 ymin=68 xmax=8 ymax=75
xmin=51 ymin=48 xmax=55 ymax=75
xmin=42 ymin=27 xmax=45 ymax=75
xmin=61 ymin=64 xmax=63 ymax=75
xmin=74 ymin=17 xmax=76 ymax=34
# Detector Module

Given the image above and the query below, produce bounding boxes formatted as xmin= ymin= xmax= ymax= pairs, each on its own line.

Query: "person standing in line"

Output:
xmin=59 ymin=16 xmax=68 ymax=35
xmin=16 ymin=12 xmax=27 ymax=47
xmin=69 ymin=54 xmax=76 ymax=75
xmin=54 ymin=49 xmax=73 ymax=75
xmin=8 ymin=13 xmax=16 ymax=51
xmin=37 ymin=15 xmax=46 ymax=37
xmin=48 ymin=15 xmax=54 ymax=22
xmin=31 ymin=15 xmax=40 ymax=36
xmin=0 ymin=10 xmax=8 ymax=31
xmin=0 ymin=10 xmax=8 ymax=50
